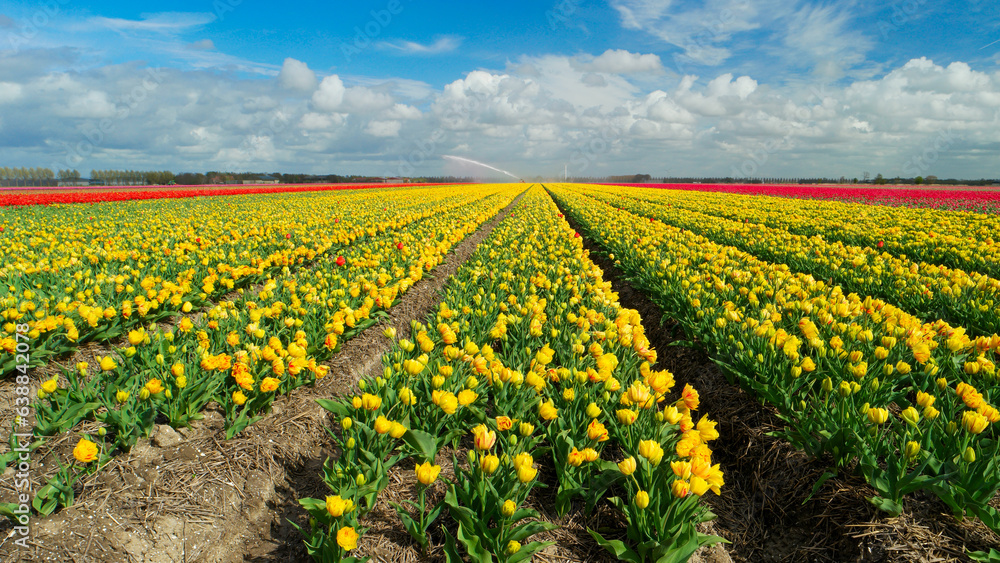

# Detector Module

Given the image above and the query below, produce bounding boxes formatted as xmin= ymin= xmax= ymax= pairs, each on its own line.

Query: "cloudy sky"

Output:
xmin=1 ymin=0 xmax=998 ymax=179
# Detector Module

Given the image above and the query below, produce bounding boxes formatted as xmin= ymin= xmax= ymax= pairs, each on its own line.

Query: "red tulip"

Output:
xmin=396 ymin=242 xmax=404 ymax=250
xmin=336 ymin=255 xmax=346 ymax=267
xmin=877 ymin=240 xmax=884 ymax=248
xmin=285 ymin=233 xmax=291 ymax=239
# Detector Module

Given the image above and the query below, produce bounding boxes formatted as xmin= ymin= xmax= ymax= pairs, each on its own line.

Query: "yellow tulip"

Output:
xmin=635 ymin=490 xmax=650 ymax=509
xmin=414 ymin=461 xmax=441 ymax=485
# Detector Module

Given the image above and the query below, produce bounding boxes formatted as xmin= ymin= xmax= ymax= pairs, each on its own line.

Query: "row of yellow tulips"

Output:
xmin=1 ymin=185 xmax=520 ymax=520
xmin=570 ymin=183 xmax=1000 ymax=335
xmin=549 ymin=183 xmax=1000 ymax=529
xmin=0 ymin=186 xmax=468 ymax=376
xmin=299 ymin=186 xmax=724 ymax=563
xmin=620 ymin=185 xmax=1000 ymax=278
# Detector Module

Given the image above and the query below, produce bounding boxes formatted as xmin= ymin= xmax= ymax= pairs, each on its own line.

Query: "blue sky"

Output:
xmin=1 ymin=0 xmax=998 ymax=179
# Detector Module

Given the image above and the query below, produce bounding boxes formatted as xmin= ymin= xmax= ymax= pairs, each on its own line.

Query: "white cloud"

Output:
xmin=378 ymin=36 xmax=463 ymax=55
xmin=342 ymin=87 xmax=395 ymax=113
xmin=91 ymin=12 xmax=217 ymax=34
xmin=365 ymin=120 xmax=401 ymax=137
xmin=610 ymin=0 xmax=771 ymax=65
xmin=312 ymin=75 xmax=346 ymax=111
xmin=582 ymin=49 xmax=664 ymax=74
xmin=384 ymin=103 xmax=422 ymax=120
xmin=2 ymin=44 xmax=998 ymax=181
xmin=279 ymin=58 xmax=318 ymax=92
xmin=0 ymin=82 xmax=24 ymax=104
xmin=582 ymin=73 xmax=608 ymax=87
xmin=56 ymin=90 xmax=117 ymax=119
xmin=299 ymin=112 xmax=344 ymax=131
xmin=187 ymin=39 xmax=215 ymax=50
xmin=781 ymin=4 xmax=872 ymax=79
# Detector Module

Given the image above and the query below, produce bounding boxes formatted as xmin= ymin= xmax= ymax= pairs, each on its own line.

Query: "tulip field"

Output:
xmin=1 ymin=181 xmax=999 ymax=562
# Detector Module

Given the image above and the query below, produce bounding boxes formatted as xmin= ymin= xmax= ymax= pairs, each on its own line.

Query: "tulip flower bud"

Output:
xmin=346 ymin=437 xmax=356 ymax=449
xmin=635 ymin=490 xmax=650 ymax=509
xmin=358 ymin=380 xmax=366 ymax=390
xmin=98 ymin=427 xmax=107 ymax=437
xmin=821 ymin=377 xmax=833 ymax=394
xmin=342 ymin=417 xmax=353 ymax=431
xmin=963 ymin=447 xmax=976 ymax=463
xmin=618 ymin=457 xmax=636 ymax=476
xmin=356 ymin=473 xmax=366 ymax=486
xmin=946 ymin=421 xmax=958 ymax=435
xmin=501 ymin=500 xmax=517 ymax=517
xmin=480 ymin=454 xmax=500 ymax=475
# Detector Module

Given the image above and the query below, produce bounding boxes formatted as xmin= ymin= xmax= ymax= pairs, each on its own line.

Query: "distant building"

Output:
xmin=383 ymin=177 xmax=410 ymax=183
xmin=58 ymin=180 xmax=91 ymax=187
xmin=242 ymin=175 xmax=279 ymax=184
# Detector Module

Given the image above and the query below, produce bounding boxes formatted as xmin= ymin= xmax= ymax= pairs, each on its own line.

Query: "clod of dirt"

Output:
xmin=152 ymin=424 xmax=183 ymax=448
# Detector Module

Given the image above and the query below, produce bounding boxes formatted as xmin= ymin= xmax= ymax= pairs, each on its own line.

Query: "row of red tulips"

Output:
xmin=0 ymin=183 xmax=445 ymax=207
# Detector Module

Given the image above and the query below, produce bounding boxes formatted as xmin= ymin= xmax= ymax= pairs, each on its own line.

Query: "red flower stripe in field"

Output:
xmin=601 ymin=183 xmax=1000 ymax=213
xmin=0 ymin=183 xmax=449 ymax=207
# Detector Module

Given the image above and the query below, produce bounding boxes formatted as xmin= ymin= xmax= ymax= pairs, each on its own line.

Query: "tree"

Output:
xmin=875 ymin=173 xmax=886 ymax=185
xmin=914 ymin=176 xmax=923 ymax=185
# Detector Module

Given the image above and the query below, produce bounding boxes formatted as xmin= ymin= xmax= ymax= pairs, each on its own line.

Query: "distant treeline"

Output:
xmin=172 ymin=172 xmax=478 ymax=185
xmin=0 ymin=167 xmax=175 ymax=186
